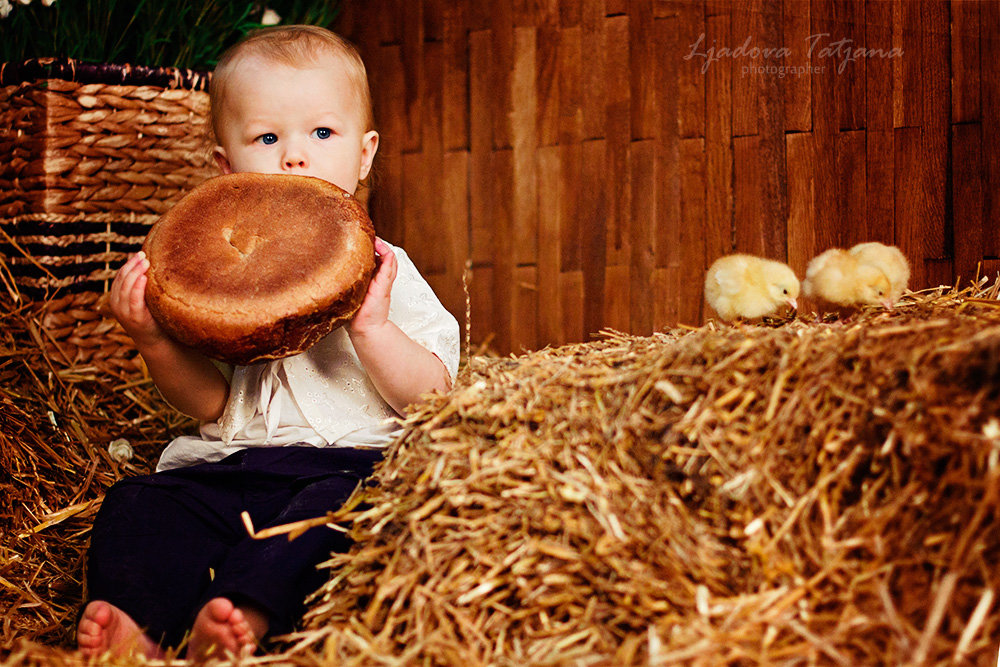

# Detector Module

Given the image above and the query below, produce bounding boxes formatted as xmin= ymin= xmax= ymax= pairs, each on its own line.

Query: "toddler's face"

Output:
xmin=214 ymin=55 xmax=377 ymax=195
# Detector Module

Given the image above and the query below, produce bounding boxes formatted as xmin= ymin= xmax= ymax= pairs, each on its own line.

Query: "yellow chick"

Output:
xmin=803 ymin=248 xmax=891 ymax=308
xmin=848 ymin=242 xmax=910 ymax=304
xmin=704 ymin=254 xmax=800 ymax=321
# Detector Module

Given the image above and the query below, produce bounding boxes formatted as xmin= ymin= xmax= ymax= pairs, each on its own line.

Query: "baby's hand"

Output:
xmin=109 ymin=252 xmax=167 ymax=348
xmin=348 ymin=238 xmax=397 ymax=336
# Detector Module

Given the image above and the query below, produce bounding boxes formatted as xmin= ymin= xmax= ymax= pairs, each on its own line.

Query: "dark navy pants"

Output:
xmin=86 ymin=445 xmax=382 ymax=648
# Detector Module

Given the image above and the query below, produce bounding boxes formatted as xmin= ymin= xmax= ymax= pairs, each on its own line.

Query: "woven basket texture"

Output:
xmin=0 ymin=58 xmax=219 ymax=296
xmin=0 ymin=59 xmax=219 ymax=370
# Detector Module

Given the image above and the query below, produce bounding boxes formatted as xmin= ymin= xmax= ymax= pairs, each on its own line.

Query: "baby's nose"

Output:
xmin=282 ymin=144 xmax=308 ymax=170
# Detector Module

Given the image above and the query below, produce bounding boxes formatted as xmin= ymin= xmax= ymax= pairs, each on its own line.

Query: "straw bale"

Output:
xmin=0 ymin=289 xmax=194 ymax=652
xmin=2 ymin=279 xmax=1000 ymax=666
xmin=286 ymin=282 xmax=1000 ymax=666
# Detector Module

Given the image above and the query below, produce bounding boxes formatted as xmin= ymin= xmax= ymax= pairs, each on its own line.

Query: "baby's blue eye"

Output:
xmin=258 ymin=133 xmax=278 ymax=145
xmin=313 ymin=127 xmax=332 ymax=140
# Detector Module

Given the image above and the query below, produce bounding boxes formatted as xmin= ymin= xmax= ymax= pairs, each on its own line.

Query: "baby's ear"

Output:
xmin=358 ymin=131 xmax=379 ymax=181
xmin=213 ymin=147 xmax=234 ymax=174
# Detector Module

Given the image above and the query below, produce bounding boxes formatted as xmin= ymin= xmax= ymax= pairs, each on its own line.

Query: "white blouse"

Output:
xmin=156 ymin=243 xmax=461 ymax=472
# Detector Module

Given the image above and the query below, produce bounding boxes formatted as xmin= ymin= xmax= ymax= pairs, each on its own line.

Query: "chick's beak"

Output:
xmin=786 ymin=297 xmax=798 ymax=310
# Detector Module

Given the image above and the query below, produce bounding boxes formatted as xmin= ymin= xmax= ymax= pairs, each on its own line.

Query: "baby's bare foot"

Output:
xmin=188 ymin=597 xmax=263 ymax=661
xmin=77 ymin=600 xmax=163 ymax=659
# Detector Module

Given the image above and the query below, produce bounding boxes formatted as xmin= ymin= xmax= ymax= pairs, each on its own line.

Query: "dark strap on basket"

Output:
xmin=0 ymin=58 xmax=210 ymax=91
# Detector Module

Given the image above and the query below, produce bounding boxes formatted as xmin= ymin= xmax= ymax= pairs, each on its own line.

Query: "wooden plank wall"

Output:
xmin=337 ymin=0 xmax=998 ymax=355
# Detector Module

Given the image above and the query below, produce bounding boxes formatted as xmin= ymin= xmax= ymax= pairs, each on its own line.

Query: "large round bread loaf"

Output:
xmin=143 ymin=173 xmax=375 ymax=365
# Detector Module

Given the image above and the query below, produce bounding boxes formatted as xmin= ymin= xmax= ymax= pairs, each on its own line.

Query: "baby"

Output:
xmin=77 ymin=26 xmax=459 ymax=660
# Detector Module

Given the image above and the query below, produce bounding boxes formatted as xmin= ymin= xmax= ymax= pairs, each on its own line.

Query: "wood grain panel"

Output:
xmin=630 ymin=0 xmax=657 ymax=140
xmin=921 ymin=0 xmax=950 ymax=131
xmin=468 ymin=30 xmax=493 ymax=156
xmin=894 ymin=126 xmax=929 ymax=289
xmin=786 ymin=132 xmax=817 ymax=277
xmin=654 ymin=16 xmax=682 ymax=269
xmin=837 ymin=129 xmax=866 ymax=247
xmin=581 ymin=0 xmax=607 ymax=139
xmin=491 ymin=149 xmax=516 ymax=353
xmin=559 ymin=270 xmax=585 ymax=344
xmin=401 ymin=0 xmax=424 ymax=153
xmin=865 ymin=130 xmax=894 ymax=245
xmin=537 ymin=21 xmax=561 ymax=146
xmin=865 ymin=0 xmax=894 ymax=133
xmin=512 ymin=265 xmax=539 ymax=351
xmin=557 ymin=26 xmax=584 ymax=145
xmin=369 ymin=149 xmax=402 ymax=247
xmin=810 ymin=0 xmax=839 ymax=254
xmin=892 ymin=0 xmax=922 ymax=129
xmin=704 ymin=10 xmax=734 ymax=264
xmin=952 ymin=123 xmax=984 ymax=286
xmin=864 ymin=0 xmax=895 ymax=246
xmin=343 ymin=0 xmax=995 ymax=354
xmin=983 ymin=0 xmax=1000 ymax=259
xmin=604 ymin=264 xmax=631 ymax=333
xmin=440 ymin=151 xmax=471 ymax=314
xmin=731 ymin=1 xmax=762 ymax=138
xmin=580 ymin=139 xmax=608 ymax=338
xmin=733 ymin=135 xmax=766 ymax=256
xmin=835 ymin=0 xmax=866 ymax=131
xmin=491 ymin=2 xmax=515 ymax=150
xmin=423 ymin=0 xmax=443 ymax=42
xmin=629 ymin=139 xmax=657 ymax=335
xmin=443 ymin=3 xmax=470 ymax=151
xmin=951 ymin=0 xmax=980 ymax=124
xmin=678 ymin=138 xmax=707 ymax=326
xmin=537 ymin=145 xmax=564 ymax=345
xmin=782 ymin=0 xmax=811 ymax=132
xmin=757 ymin=2 xmax=788 ymax=259
xmin=469 ymin=153 xmax=494 ymax=269
xmin=512 ymin=27 xmax=539 ymax=265
xmin=605 ymin=15 xmax=632 ymax=267
xmin=676 ymin=5 xmax=706 ymax=139
xmin=470 ymin=265 xmax=495 ymax=349
xmin=402 ymin=149 xmax=445 ymax=275
xmin=651 ymin=267 xmax=674 ymax=331
xmin=414 ymin=37 xmax=448 ymax=274
xmin=376 ymin=0 xmax=403 ymax=47
xmin=559 ymin=143 xmax=583 ymax=272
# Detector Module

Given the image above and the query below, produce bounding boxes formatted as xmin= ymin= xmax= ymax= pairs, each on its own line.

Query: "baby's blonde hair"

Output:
xmin=210 ymin=25 xmax=374 ymax=140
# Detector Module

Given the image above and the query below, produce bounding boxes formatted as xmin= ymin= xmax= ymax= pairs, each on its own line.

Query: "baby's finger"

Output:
xmin=122 ymin=251 xmax=145 ymax=273
xmin=373 ymin=239 xmax=397 ymax=278
xmin=117 ymin=256 xmax=148 ymax=311
xmin=116 ymin=252 xmax=147 ymax=288
xmin=114 ymin=272 xmax=138 ymax=316
xmin=371 ymin=251 xmax=397 ymax=293
xmin=129 ymin=273 xmax=148 ymax=315
xmin=112 ymin=253 xmax=136 ymax=289
xmin=382 ymin=247 xmax=398 ymax=283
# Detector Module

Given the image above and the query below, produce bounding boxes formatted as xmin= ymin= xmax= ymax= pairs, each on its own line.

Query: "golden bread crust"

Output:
xmin=143 ymin=173 xmax=375 ymax=364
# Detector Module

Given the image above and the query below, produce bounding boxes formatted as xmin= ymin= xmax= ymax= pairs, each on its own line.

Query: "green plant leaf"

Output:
xmin=1 ymin=0 xmax=343 ymax=70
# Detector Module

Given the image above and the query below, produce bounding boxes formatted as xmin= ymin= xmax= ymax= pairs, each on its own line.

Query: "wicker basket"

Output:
xmin=0 ymin=58 xmax=218 ymax=296
xmin=0 ymin=58 xmax=219 ymax=371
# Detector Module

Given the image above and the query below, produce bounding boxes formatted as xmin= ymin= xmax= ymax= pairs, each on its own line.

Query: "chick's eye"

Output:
xmin=782 ymin=288 xmax=788 ymax=295
xmin=257 ymin=133 xmax=278 ymax=145
xmin=313 ymin=127 xmax=332 ymax=140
